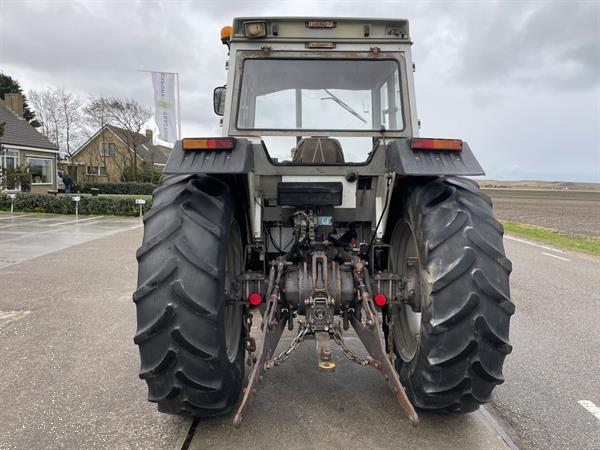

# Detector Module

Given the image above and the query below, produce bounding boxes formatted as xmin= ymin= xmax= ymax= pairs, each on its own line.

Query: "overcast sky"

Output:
xmin=1 ymin=0 xmax=599 ymax=181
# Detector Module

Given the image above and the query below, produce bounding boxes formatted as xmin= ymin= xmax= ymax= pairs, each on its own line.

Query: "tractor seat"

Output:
xmin=292 ymin=138 xmax=345 ymax=164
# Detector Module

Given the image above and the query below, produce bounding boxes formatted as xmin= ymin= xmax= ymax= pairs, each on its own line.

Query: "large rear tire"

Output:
xmin=387 ymin=176 xmax=514 ymax=412
xmin=133 ymin=174 xmax=245 ymax=416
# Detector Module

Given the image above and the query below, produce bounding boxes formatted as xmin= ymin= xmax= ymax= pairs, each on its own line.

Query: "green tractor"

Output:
xmin=133 ymin=17 xmax=514 ymax=427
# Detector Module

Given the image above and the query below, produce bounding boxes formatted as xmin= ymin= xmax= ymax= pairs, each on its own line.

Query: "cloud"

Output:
xmin=449 ymin=1 xmax=600 ymax=91
xmin=1 ymin=0 xmax=598 ymax=181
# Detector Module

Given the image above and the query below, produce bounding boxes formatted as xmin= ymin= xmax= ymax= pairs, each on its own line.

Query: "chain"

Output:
xmin=331 ymin=326 xmax=371 ymax=366
xmin=267 ymin=322 xmax=309 ymax=368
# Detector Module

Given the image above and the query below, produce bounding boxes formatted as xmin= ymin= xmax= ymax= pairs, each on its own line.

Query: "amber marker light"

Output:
xmin=411 ymin=138 xmax=463 ymax=151
xmin=182 ymin=137 xmax=235 ymax=151
xmin=221 ymin=25 xmax=233 ymax=44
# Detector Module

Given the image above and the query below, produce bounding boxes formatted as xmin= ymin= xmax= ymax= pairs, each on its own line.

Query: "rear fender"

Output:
xmin=385 ymin=139 xmax=484 ymax=176
xmin=163 ymin=138 xmax=254 ymax=175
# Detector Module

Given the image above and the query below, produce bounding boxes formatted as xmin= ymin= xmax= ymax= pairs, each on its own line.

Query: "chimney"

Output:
xmin=145 ymin=129 xmax=153 ymax=143
xmin=5 ymin=93 xmax=24 ymax=118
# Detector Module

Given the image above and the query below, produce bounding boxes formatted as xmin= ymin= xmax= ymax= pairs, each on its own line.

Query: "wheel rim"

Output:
xmin=390 ymin=221 xmax=422 ymax=363
xmin=224 ymin=220 xmax=243 ymax=363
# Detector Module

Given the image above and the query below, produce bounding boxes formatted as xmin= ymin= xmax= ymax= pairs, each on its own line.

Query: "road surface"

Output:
xmin=489 ymin=236 xmax=600 ymax=449
xmin=0 ymin=215 xmax=598 ymax=449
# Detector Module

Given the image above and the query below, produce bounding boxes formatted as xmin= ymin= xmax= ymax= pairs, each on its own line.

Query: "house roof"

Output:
xmin=73 ymin=124 xmax=171 ymax=164
xmin=0 ymin=99 xmax=58 ymax=151
xmin=107 ymin=126 xmax=171 ymax=164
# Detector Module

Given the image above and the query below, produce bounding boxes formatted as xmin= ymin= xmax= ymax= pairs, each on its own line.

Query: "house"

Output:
xmin=0 ymin=94 xmax=59 ymax=193
xmin=68 ymin=125 xmax=171 ymax=184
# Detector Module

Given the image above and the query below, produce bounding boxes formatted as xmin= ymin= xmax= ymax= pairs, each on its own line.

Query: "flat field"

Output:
xmin=482 ymin=188 xmax=600 ymax=237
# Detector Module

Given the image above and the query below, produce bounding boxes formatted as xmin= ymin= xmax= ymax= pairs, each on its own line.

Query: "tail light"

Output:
xmin=182 ymin=137 xmax=235 ymax=150
xmin=374 ymin=293 xmax=387 ymax=307
xmin=248 ymin=293 xmax=262 ymax=306
xmin=411 ymin=138 xmax=463 ymax=151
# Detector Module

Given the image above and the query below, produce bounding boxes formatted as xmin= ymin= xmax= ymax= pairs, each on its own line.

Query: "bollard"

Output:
xmin=8 ymin=193 xmax=16 ymax=214
xmin=135 ymin=199 xmax=146 ymax=219
xmin=72 ymin=196 xmax=81 ymax=220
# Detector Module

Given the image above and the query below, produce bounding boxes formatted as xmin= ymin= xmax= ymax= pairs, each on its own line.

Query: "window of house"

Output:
xmin=27 ymin=157 xmax=53 ymax=184
xmin=3 ymin=150 xmax=20 ymax=169
xmin=100 ymin=143 xmax=116 ymax=156
xmin=86 ymin=165 xmax=108 ymax=176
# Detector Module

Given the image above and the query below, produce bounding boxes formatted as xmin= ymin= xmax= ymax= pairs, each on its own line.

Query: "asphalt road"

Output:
xmin=489 ymin=236 xmax=600 ymax=450
xmin=0 ymin=217 xmax=599 ymax=449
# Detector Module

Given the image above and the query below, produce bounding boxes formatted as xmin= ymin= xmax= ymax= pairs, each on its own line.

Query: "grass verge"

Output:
xmin=501 ymin=220 xmax=600 ymax=256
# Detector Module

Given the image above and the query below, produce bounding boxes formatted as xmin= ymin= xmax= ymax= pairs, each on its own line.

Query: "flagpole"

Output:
xmin=176 ymin=73 xmax=182 ymax=140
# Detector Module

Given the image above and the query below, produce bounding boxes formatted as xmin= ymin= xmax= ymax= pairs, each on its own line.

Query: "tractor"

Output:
xmin=133 ymin=17 xmax=514 ymax=427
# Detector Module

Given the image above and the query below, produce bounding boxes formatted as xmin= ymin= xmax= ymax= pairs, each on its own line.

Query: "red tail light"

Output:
xmin=182 ymin=137 xmax=235 ymax=150
xmin=248 ymin=293 xmax=262 ymax=306
xmin=411 ymin=138 xmax=463 ymax=151
xmin=374 ymin=293 xmax=387 ymax=307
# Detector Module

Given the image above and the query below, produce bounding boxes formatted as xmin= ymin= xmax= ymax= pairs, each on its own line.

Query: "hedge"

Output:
xmin=73 ymin=182 xmax=159 ymax=195
xmin=0 ymin=193 xmax=152 ymax=217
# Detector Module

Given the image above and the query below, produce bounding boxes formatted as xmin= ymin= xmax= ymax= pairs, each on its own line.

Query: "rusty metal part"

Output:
xmin=331 ymin=325 xmax=372 ymax=367
xmin=266 ymin=322 xmax=308 ymax=368
xmin=315 ymin=331 xmax=336 ymax=372
xmin=233 ymin=260 xmax=287 ymax=427
xmin=349 ymin=259 xmax=419 ymax=427
xmin=245 ymin=336 xmax=256 ymax=353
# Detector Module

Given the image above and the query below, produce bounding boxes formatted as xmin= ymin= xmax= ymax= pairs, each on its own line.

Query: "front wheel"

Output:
xmin=387 ymin=176 xmax=514 ymax=412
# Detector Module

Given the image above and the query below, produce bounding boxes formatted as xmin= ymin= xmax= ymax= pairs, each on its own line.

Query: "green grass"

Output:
xmin=501 ymin=220 xmax=600 ymax=256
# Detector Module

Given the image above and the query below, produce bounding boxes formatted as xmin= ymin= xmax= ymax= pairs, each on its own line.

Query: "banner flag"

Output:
xmin=151 ymin=72 xmax=178 ymax=143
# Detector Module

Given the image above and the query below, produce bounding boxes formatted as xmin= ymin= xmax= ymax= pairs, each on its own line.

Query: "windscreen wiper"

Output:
xmin=320 ymin=89 xmax=367 ymax=124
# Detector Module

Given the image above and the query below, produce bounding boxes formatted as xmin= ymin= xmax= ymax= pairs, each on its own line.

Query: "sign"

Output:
xmin=135 ymin=199 xmax=146 ymax=205
xmin=151 ymin=72 xmax=178 ymax=143
xmin=72 ymin=196 xmax=81 ymax=202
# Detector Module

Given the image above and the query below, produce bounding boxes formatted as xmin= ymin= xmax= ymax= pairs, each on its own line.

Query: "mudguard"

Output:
xmin=385 ymin=139 xmax=484 ymax=176
xmin=163 ymin=138 xmax=254 ymax=175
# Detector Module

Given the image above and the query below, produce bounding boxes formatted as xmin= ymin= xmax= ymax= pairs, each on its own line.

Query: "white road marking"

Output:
xmin=0 ymin=310 xmax=31 ymax=327
xmin=505 ymin=235 xmax=567 ymax=254
xmin=48 ymin=216 xmax=104 ymax=226
xmin=578 ymin=400 xmax=600 ymax=421
xmin=541 ymin=252 xmax=571 ymax=262
xmin=0 ymin=213 xmax=37 ymax=221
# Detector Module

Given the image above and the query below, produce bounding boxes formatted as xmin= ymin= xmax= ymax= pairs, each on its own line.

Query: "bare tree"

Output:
xmin=83 ymin=95 xmax=111 ymax=134
xmin=86 ymin=96 xmax=151 ymax=181
xmin=55 ymin=88 xmax=83 ymax=158
xmin=28 ymin=88 xmax=84 ymax=159
xmin=29 ymin=89 xmax=60 ymax=145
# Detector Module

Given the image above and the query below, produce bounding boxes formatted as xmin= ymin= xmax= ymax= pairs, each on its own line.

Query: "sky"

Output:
xmin=1 ymin=0 xmax=599 ymax=182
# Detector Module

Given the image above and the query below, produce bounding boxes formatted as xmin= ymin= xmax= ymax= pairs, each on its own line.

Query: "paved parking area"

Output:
xmin=0 ymin=223 xmax=512 ymax=449
xmin=0 ymin=213 xmax=141 ymax=269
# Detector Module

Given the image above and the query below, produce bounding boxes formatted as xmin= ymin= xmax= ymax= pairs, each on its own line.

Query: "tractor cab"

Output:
xmin=215 ymin=18 xmax=417 ymax=164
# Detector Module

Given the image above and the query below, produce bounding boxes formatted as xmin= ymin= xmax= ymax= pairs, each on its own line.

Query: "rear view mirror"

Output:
xmin=213 ymin=86 xmax=226 ymax=116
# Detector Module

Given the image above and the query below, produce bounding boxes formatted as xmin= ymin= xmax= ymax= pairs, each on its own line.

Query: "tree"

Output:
xmin=0 ymin=73 xmax=39 ymax=127
xmin=85 ymin=97 xmax=152 ymax=181
xmin=56 ymin=88 xmax=83 ymax=158
xmin=28 ymin=89 xmax=60 ymax=147
xmin=28 ymin=88 xmax=84 ymax=158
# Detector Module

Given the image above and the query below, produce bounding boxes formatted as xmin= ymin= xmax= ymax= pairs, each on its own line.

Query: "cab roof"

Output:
xmin=231 ymin=17 xmax=410 ymax=43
